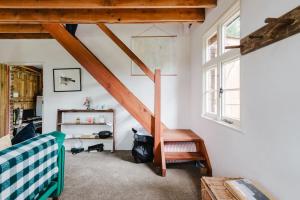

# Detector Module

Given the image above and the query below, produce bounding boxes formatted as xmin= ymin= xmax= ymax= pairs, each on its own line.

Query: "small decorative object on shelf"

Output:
xmin=100 ymin=104 xmax=106 ymax=109
xmin=83 ymin=97 xmax=91 ymax=110
xmin=87 ymin=116 xmax=93 ymax=124
xmin=98 ymin=115 xmax=105 ymax=123
xmin=76 ymin=117 xmax=80 ymax=124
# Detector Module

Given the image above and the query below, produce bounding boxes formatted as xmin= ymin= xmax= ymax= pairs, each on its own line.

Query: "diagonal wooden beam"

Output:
xmin=0 ymin=9 xmax=205 ymax=24
xmin=0 ymin=24 xmax=47 ymax=33
xmin=98 ymin=23 xmax=154 ymax=82
xmin=43 ymin=23 xmax=165 ymax=134
xmin=0 ymin=0 xmax=216 ymax=9
xmin=0 ymin=33 xmax=52 ymax=39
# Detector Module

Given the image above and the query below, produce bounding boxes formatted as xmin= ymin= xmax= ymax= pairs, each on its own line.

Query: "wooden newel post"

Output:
xmin=153 ymin=69 xmax=161 ymax=166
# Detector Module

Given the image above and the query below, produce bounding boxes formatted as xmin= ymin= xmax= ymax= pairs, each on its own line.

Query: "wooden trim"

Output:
xmin=98 ymin=23 xmax=155 ymax=82
xmin=153 ymin=69 xmax=162 ymax=166
xmin=0 ymin=9 xmax=205 ymax=23
xmin=0 ymin=64 xmax=10 ymax=136
xmin=160 ymin=137 xmax=166 ymax=177
xmin=241 ymin=6 xmax=300 ymax=55
xmin=44 ymin=23 xmax=159 ymax=134
xmin=0 ymin=33 xmax=52 ymax=39
xmin=0 ymin=0 xmax=216 ymax=9
xmin=196 ymin=140 xmax=212 ymax=176
xmin=0 ymin=24 xmax=47 ymax=33
xmin=6 ymin=66 xmax=10 ymax=135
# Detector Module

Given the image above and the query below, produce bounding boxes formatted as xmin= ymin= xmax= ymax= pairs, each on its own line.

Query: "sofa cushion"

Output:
xmin=11 ymin=123 xmax=37 ymax=145
xmin=0 ymin=134 xmax=12 ymax=151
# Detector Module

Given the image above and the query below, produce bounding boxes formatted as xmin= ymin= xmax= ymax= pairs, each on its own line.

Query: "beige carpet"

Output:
xmin=60 ymin=151 xmax=201 ymax=200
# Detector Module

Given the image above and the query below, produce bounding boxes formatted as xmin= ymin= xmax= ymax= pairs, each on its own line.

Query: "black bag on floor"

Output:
xmin=131 ymin=128 xmax=154 ymax=163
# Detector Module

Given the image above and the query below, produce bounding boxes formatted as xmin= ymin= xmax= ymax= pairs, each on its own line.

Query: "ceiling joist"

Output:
xmin=0 ymin=24 xmax=46 ymax=33
xmin=0 ymin=9 xmax=204 ymax=24
xmin=0 ymin=0 xmax=216 ymax=9
xmin=0 ymin=33 xmax=52 ymax=39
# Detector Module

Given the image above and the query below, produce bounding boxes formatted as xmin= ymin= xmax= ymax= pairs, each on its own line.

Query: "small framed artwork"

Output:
xmin=53 ymin=68 xmax=82 ymax=92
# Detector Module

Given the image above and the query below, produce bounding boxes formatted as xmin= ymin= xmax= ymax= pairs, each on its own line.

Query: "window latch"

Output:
xmin=219 ymin=88 xmax=223 ymax=95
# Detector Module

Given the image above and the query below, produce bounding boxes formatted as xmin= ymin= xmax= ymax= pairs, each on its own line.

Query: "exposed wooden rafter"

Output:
xmin=0 ymin=24 xmax=46 ymax=33
xmin=0 ymin=9 xmax=204 ymax=24
xmin=0 ymin=33 xmax=52 ymax=39
xmin=0 ymin=0 xmax=216 ymax=9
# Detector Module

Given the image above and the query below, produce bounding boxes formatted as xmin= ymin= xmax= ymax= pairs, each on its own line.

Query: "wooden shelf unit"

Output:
xmin=57 ymin=109 xmax=115 ymax=152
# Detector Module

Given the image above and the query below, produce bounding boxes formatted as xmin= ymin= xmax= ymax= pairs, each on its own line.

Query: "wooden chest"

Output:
xmin=201 ymin=177 xmax=238 ymax=200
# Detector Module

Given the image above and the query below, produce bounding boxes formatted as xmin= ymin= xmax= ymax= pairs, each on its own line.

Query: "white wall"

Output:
xmin=0 ymin=24 xmax=191 ymax=150
xmin=190 ymin=0 xmax=300 ymax=199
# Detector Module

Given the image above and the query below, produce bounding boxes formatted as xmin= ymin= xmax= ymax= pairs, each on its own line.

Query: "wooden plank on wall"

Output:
xmin=0 ymin=0 xmax=216 ymax=9
xmin=0 ymin=64 xmax=9 ymax=137
xmin=43 ymin=23 xmax=166 ymax=135
xmin=0 ymin=9 xmax=205 ymax=23
xmin=241 ymin=6 xmax=300 ymax=55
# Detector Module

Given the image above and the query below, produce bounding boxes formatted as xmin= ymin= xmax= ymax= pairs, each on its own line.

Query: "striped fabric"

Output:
xmin=0 ymin=135 xmax=59 ymax=200
xmin=164 ymin=142 xmax=197 ymax=153
xmin=165 ymin=142 xmax=197 ymax=163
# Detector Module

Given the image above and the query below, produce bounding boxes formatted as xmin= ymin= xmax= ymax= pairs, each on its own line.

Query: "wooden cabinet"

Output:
xmin=11 ymin=66 xmax=42 ymax=109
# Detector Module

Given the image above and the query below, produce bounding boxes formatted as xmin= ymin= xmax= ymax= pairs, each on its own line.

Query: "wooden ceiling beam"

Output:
xmin=0 ymin=24 xmax=47 ymax=33
xmin=0 ymin=33 xmax=52 ymax=39
xmin=0 ymin=9 xmax=204 ymax=23
xmin=0 ymin=0 xmax=216 ymax=9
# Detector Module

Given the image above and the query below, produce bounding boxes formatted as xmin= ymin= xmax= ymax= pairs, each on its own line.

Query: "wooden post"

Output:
xmin=153 ymin=69 xmax=161 ymax=166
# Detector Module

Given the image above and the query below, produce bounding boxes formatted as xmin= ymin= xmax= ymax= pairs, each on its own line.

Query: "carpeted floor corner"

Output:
xmin=60 ymin=151 xmax=201 ymax=200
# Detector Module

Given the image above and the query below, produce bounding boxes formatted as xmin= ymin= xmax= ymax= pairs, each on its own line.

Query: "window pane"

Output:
xmin=222 ymin=58 xmax=240 ymax=89
xmin=206 ymin=91 xmax=217 ymax=114
xmin=224 ymin=16 xmax=240 ymax=52
xmin=206 ymin=68 xmax=217 ymax=91
xmin=222 ymin=90 xmax=240 ymax=120
xmin=207 ymin=33 xmax=218 ymax=62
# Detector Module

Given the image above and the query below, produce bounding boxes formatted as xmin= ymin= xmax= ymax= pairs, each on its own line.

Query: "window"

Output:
xmin=205 ymin=67 xmax=217 ymax=115
xmin=223 ymin=15 xmax=240 ymax=53
xmin=203 ymin=3 xmax=240 ymax=128
xmin=206 ymin=33 xmax=218 ymax=62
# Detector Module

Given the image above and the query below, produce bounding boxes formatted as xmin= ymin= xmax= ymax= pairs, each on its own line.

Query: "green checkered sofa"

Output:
xmin=0 ymin=131 xmax=65 ymax=200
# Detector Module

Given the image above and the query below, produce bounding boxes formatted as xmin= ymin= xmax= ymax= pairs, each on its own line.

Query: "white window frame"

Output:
xmin=202 ymin=2 xmax=241 ymax=128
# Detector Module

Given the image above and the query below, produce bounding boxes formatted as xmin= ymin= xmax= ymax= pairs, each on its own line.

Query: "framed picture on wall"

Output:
xmin=53 ymin=68 xmax=82 ymax=92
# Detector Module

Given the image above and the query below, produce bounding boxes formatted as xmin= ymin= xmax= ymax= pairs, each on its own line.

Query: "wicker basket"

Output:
xmin=201 ymin=177 xmax=240 ymax=200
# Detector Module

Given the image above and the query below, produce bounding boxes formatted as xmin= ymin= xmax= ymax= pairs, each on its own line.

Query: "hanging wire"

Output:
xmin=132 ymin=24 xmax=177 ymax=38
